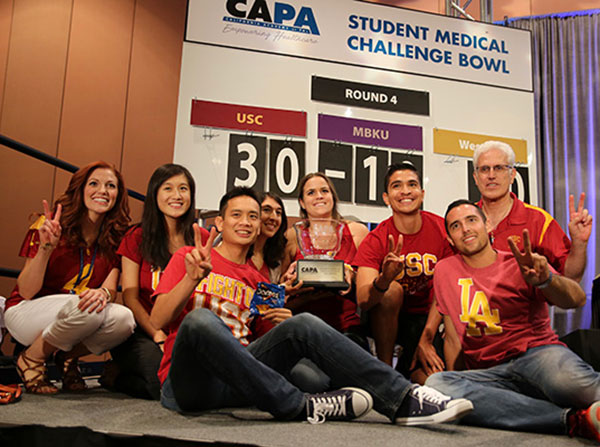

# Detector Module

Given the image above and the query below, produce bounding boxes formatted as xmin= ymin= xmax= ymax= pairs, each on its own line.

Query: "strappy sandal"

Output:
xmin=54 ymin=352 xmax=87 ymax=392
xmin=15 ymin=351 xmax=59 ymax=395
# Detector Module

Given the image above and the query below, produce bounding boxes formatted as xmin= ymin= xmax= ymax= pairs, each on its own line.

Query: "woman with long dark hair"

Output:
xmin=108 ymin=163 xmax=208 ymax=400
xmin=5 ymin=161 xmax=135 ymax=394
xmin=249 ymin=192 xmax=294 ymax=282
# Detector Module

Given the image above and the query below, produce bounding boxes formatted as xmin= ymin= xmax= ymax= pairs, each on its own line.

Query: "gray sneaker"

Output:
xmin=306 ymin=387 xmax=373 ymax=424
xmin=396 ymin=384 xmax=473 ymax=425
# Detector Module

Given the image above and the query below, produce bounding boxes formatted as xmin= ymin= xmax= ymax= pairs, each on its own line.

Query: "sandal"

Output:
xmin=15 ymin=351 xmax=59 ymax=395
xmin=54 ymin=352 xmax=87 ymax=392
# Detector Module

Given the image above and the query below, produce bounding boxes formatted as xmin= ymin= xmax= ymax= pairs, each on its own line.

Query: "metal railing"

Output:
xmin=0 ymin=134 xmax=146 ymax=202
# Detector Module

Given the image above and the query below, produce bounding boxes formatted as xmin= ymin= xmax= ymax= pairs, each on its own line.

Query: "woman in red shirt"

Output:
xmin=5 ymin=161 xmax=134 ymax=394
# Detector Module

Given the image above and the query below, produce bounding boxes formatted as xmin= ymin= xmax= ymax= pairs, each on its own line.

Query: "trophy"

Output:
xmin=294 ymin=219 xmax=349 ymax=289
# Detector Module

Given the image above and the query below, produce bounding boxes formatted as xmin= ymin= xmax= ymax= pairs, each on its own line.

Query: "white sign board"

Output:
xmin=186 ymin=0 xmax=532 ymax=91
xmin=174 ymin=0 xmax=536 ymax=222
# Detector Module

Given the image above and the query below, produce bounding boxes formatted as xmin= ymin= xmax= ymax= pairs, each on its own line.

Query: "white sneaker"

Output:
xmin=395 ymin=384 xmax=473 ymax=426
xmin=306 ymin=387 xmax=373 ymax=424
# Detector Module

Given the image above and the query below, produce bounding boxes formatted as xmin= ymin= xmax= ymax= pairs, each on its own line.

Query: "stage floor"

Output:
xmin=0 ymin=384 xmax=591 ymax=446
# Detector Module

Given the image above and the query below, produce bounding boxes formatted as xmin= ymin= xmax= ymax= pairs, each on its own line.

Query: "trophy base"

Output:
xmin=296 ymin=280 xmax=350 ymax=290
xmin=295 ymin=259 xmax=349 ymax=291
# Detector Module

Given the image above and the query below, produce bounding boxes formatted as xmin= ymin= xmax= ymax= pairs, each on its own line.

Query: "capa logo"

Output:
xmin=301 ymin=266 xmax=319 ymax=273
xmin=226 ymin=0 xmax=320 ymax=35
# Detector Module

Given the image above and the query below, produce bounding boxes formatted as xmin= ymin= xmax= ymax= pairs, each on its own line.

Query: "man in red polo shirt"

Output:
xmin=472 ymin=140 xmax=591 ymax=280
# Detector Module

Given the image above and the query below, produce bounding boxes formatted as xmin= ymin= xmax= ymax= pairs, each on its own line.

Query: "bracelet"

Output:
xmin=372 ymin=277 xmax=389 ymax=293
xmin=156 ymin=340 xmax=165 ymax=345
xmin=535 ymin=270 xmax=554 ymax=289
xmin=41 ymin=242 xmax=54 ymax=251
xmin=101 ymin=287 xmax=113 ymax=302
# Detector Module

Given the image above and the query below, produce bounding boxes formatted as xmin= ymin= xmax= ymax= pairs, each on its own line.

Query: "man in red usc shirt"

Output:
xmin=354 ymin=163 xmax=453 ymax=376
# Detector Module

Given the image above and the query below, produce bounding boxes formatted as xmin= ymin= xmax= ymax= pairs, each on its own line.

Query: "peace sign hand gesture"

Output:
xmin=508 ymin=229 xmax=551 ymax=287
xmin=568 ymin=192 xmax=592 ymax=244
xmin=39 ymin=200 xmax=62 ymax=251
xmin=380 ymin=234 xmax=404 ymax=284
xmin=184 ymin=224 xmax=217 ymax=282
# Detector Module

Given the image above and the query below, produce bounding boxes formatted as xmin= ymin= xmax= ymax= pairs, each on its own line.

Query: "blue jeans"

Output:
xmin=161 ymin=309 xmax=412 ymax=420
xmin=426 ymin=344 xmax=600 ymax=434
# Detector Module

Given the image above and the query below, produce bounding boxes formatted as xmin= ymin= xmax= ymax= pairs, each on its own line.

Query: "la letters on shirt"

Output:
xmin=434 ymin=251 xmax=561 ymax=370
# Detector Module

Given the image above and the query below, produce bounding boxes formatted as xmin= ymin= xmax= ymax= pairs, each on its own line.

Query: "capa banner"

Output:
xmin=186 ymin=0 xmax=532 ymax=91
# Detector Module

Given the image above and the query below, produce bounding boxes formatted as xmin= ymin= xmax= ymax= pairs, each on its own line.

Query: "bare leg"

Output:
xmin=370 ymin=283 xmax=403 ymax=365
xmin=55 ymin=343 xmax=90 ymax=392
xmin=23 ymin=334 xmax=57 ymax=361
xmin=59 ymin=342 xmax=90 ymax=360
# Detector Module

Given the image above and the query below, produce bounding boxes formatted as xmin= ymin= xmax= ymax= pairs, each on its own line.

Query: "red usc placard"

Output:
xmin=190 ymin=100 xmax=307 ymax=137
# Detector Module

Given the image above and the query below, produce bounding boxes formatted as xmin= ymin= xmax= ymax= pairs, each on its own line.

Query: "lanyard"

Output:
xmin=70 ymin=246 xmax=97 ymax=294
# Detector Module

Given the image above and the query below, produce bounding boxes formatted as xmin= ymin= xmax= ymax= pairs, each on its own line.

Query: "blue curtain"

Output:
xmin=507 ymin=11 xmax=600 ymax=332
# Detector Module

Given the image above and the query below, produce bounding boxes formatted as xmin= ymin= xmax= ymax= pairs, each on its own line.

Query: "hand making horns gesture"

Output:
xmin=507 ymin=229 xmax=551 ymax=287
xmin=40 ymin=200 xmax=62 ymax=251
xmin=185 ymin=224 xmax=217 ymax=282
xmin=380 ymin=234 xmax=404 ymax=285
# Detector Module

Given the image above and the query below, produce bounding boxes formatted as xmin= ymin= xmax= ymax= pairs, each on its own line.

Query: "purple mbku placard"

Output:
xmin=318 ymin=114 xmax=422 ymax=151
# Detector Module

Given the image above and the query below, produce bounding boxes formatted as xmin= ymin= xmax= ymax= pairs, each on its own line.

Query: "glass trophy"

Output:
xmin=294 ymin=219 xmax=349 ymax=289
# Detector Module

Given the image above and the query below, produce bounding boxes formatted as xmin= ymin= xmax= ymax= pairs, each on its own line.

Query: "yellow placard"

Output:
xmin=433 ymin=129 xmax=528 ymax=164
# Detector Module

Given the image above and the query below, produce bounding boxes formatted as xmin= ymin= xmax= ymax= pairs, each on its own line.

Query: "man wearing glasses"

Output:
xmin=412 ymin=140 xmax=592 ymax=380
xmin=472 ymin=140 xmax=591 ymax=282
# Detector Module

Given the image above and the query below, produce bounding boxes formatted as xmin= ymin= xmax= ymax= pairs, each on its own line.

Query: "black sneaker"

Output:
xmin=306 ymin=387 xmax=373 ymax=424
xmin=396 ymin=384 xmax=473 ymax=425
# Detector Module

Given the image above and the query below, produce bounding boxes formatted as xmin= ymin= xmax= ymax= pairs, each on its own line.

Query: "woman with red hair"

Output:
xmin=5 ymin=161 xmax=135 ymax=394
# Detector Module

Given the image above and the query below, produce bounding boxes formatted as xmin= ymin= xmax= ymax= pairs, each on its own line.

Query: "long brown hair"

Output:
xmin=297 ymin=172 xmax=341 ymax=220
xmin=54 ymin=161 xmax=130 ymax=259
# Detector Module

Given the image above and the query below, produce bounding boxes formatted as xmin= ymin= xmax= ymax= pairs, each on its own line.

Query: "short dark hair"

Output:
xmin=444 ymin=199 xmax=486 ymax=231
xmin=383 ymin=162 xmax=421 ymax=192
xmin=219 ymin=187 xmax=260 ymax=216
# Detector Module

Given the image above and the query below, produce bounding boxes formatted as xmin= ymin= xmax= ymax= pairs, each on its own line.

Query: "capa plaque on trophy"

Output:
xmin=294 ymin=219 xmax=349 ymax=289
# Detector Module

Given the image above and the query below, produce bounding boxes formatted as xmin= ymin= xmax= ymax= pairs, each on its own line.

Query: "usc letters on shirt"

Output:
xmin=353 ymin=212 xmax=454 ymax=314
xmin=434 ymin=251 xmax=562 ymax=370
xmin=153 ymin=247 xmax=265 ymax=384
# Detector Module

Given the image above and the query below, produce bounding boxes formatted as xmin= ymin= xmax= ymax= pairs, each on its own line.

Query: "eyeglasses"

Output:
xmin=475 ymin=164 xmax=514 ymax=175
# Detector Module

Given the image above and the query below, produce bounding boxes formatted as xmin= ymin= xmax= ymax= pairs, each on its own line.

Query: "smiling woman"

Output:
xmin=250 ymin=192 xmax=293 ymax=283
xmin=284 ymin=172 xmax=369 ymax=340
xmin=108 ymin=164 xmax=209 ymax=400
xmin=3 ymin=161 xmax=135 ymax=395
